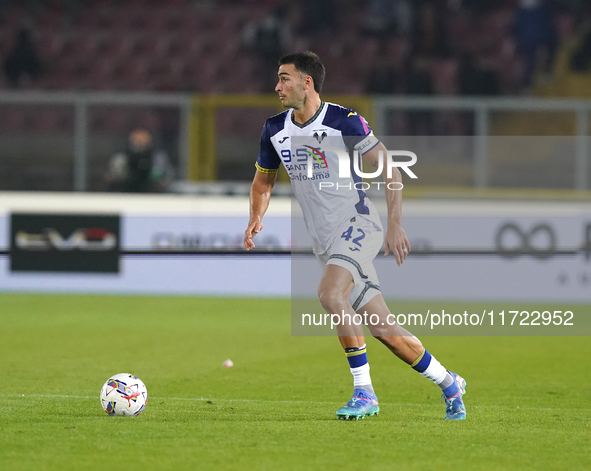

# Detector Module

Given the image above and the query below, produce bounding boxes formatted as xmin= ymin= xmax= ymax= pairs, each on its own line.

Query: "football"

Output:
xmin=99 ymin=373 xmax=148 ymax=416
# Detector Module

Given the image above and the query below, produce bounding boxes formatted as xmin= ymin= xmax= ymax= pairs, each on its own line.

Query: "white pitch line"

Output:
xmin=1 ymin=394 xmax=590 ymax=412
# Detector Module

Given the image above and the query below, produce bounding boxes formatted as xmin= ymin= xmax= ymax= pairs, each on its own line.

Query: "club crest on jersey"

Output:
xmin=313 ymin=131 xmax=327 ymax=144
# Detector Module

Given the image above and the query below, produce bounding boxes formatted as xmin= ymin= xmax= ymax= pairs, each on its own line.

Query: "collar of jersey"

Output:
xmin=290 ymin=102 xmax=325 ymax=129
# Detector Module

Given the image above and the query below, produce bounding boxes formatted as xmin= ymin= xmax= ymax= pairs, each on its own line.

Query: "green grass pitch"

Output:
xmin=0 ymin=294 xmax=589 ymax=471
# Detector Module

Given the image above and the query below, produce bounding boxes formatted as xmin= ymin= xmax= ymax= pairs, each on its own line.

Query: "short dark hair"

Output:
xmin=279 ymin=51 xmax=326 ymax=93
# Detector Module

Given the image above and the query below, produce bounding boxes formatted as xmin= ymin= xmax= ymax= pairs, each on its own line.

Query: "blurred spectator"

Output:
xmin=406 ymin=55 xmax=434 ymax=95
xmin=570 ymin=25 xmax=591 ymax=72
xmin=513 ymin=0 xmax=558 ymax=86
xmin=362 ymin=0 xmax=413 ymax=38
xmin=365 ymin=47 xmax=402 ymax=94
xmin=406 ymin=56 xmax=435 ymax=134
xmin=3 ymin=26 xmax=42 ymax=88
xmin=454 ymin=0 xmax=498 ymax=14
xmin=105 ymin=128 xmax=174 ymax=193
xmin=412 ymin=2 xmax=450 ymax=58
xmin=0 ymin=0 xmax=567 ymax=97
xmin=300 ymin=0 xmax=336 ymax=35
xmin=458 ymin=53 xmax=500 ymax=95
xmin=243 ymin=6 xmax=291 ymax=89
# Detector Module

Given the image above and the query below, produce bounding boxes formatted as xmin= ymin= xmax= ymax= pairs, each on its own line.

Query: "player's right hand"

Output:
xmin=243 ymin=220 xmax=263 ymax=251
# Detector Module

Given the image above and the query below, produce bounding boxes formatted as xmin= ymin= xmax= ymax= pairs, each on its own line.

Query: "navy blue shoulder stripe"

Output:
xmin=265 ymin=110 xmax=288 ymax=138
xmin=322 ymin=103 xmax=347 ymax=129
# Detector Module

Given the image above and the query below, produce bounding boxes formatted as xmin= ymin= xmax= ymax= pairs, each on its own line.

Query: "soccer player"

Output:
xmin=243 ymin=51 xmax=466 ymax=420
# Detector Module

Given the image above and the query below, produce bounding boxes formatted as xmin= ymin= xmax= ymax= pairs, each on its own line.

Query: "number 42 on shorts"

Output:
xmin=341 ymin=226 xmax=365 ymax=251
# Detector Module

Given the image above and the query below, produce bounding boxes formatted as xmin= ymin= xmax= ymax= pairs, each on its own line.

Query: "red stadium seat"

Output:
xmin=36 ymin=32 xmax=69 ymax=60
xmin=123 ymin=57 xmax=150 ymax=80
xmin=75 ymin=8 xmax=102 ymax=29
xmin=131 ymin=110 xmax=156 ymax=130
xmin=0 ymin=107 xmax=28 ymax=132
xmin=431 ymin=59 xmax=459 ymax=96
xmin=385 ymin=37 xmax=410 ymax=66
xmin=102 ymin=109 xmax=133 ymax=133
xmin=31 ymin=108 xmax=64 ymax=134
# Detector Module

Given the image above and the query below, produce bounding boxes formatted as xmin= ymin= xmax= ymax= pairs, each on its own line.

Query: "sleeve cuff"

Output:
xmin=255 ymin=162 xmax=279 ymax=174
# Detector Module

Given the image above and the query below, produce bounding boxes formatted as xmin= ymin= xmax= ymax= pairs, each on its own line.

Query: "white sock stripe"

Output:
xmin=420 ymin=356 xmax=447 ymax=385
xmin=351 ymin=363 xmax=372 ymax=388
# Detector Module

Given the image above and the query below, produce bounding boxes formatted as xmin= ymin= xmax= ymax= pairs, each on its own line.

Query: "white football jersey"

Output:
xmin=256 ymin=101 xmax=383 ymax=254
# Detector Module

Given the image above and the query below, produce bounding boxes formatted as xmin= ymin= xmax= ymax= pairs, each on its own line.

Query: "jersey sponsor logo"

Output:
xmin=304 ymin=145 xmax=328 ymax=169
xmin=279 ymin=136 xmax=289 ymax=143
xmin=347 ymin=112 xmax=358 ymax=117
xmin=281 ymin=146 xmax=330 ymax=179
xmin=289 ymin=172 xmax=330 ymax=181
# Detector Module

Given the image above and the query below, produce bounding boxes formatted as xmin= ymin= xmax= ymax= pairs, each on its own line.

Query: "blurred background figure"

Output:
xmin=299 ymin=0 xmax=336 ymax=36
xmin=513 ymin=0 xmax=557 ymax=87
xmin=105 ymin=128 xmax=173 ymax=193
xmin=412 ymin=1 xmax=450 ymax=59
xmin=458 ymin=52 xmax=500 ymax=96
xmin=406 ymin=55 xmax=435 ymax=135
xmin=570 ymin=18 xmax=591 ymax=73
xmin=365 ymin=51 xmax=402 ymax=94
xmin=243 ymin=5 xmax=291 ymax=91
xmin=3 ymin=25 xmax=42 ymax=88
xmin=361 ymin=0 xmax=412 ymax=38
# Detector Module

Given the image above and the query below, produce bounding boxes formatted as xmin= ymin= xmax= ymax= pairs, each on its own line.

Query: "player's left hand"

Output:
xmin=384 ymin=223 xmax=411 ymax=266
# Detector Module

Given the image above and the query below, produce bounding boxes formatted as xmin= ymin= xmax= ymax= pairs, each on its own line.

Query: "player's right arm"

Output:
xmin=244 ymin=169 xmax=277 ymax=250
xmin=244 ymin=120 xmax=282 ymax=250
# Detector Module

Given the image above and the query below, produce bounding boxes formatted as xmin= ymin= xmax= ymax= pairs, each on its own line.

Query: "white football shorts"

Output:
xmin=316 ymin=214 xmax=383 ymax=311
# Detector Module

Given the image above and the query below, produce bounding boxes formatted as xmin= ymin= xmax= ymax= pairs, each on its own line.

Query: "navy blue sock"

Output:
xmin=345 ymin=345 xmax=374 ymax=396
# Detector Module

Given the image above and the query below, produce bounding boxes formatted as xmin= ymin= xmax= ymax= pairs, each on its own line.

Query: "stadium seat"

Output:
xmin=0 ymin=6 xmax=27 ymax=33
xmin=136 ymin=109 xmax=161 ymax=132
xmin=69 ymin=33 xmax=100 ymax=58
xmin=121 ymin=58 xmax=151 ymax=88
xmin=107 ymin=6 xmax=139 ymax=31
xmin=101 ymin=109 xmax=133 ymax=133
xmin=110 ymin=34 xmax=137 ymax=62
xmin=88 ymin=59 xmax=118 ymax=89
xmin=31 ymin=108 xmax=64 ymax=134
xmin=37 ymin=10 xmax=63 ymax=31
xmin=0 ymin=107 xmax=28 ymax=132
xmin=431 ymin=59 xmax=459 ymax=95
xmin=0 ymin=0 xmax=564 ymax=96
xmin=75 ymin=8 xmax=102 ymax=29
xmin=142 ymin=11 xmax=166 ymax=32
xmin=177 ymin=9 xmax=207 ymax=32
xmin=352 ymin=37 xmax=381 ymax=67
xmin=36 ymin=32 xmax=68 ymax=60
xmin=385 ymin=37 xmax=410 ymax=65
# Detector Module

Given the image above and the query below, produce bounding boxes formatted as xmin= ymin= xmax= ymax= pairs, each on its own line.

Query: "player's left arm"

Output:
xmin=362 ymin=143 xmax=411 ymax=266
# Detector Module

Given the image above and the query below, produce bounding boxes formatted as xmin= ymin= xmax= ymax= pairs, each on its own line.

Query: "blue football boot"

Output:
xmin=443 ymin=372 xmax=467 ymax=420
xmin=336 ymin=389 xmax=379 ymax=420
